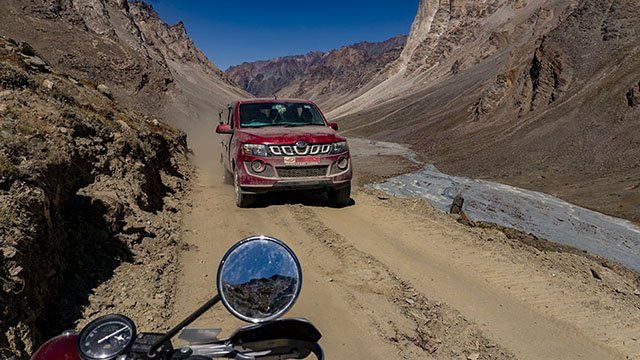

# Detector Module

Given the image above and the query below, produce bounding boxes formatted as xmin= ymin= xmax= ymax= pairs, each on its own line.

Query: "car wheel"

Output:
xmin=223 ymin=168 xmax=233 ymax=185
xmin=234 ymin=171 xmax=254 ymax=208
xmin=328 ymin=183 xmax=351 ymax=208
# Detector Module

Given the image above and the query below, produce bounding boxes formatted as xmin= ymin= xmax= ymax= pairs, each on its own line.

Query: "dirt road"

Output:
xmin=171 ymin=132 xmax=640 ymax=359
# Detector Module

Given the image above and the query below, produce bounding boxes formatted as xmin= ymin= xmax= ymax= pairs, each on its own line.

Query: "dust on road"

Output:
xmin=171 ymin=131 xmax=640 ymax=359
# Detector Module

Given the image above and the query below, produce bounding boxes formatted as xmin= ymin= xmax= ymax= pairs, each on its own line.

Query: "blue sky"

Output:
xmin=144 ymin=1 xmax=419 ymax=70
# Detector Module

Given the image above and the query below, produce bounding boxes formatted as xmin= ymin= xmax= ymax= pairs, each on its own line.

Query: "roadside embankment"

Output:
xmin=0 ymin=37 xmax=191 ymax=358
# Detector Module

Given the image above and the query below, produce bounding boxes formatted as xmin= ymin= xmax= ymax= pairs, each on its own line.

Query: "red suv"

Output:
xmin=216 ymin=99 xmax=352 ymax=207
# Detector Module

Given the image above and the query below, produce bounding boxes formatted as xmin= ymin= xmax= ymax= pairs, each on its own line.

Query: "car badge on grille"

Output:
xmin=295 ymin=140 xmax=308 ymax=148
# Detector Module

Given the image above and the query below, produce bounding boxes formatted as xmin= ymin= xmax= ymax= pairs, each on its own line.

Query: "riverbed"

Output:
xmin=370 ymin=163 xmax=640 ymax=272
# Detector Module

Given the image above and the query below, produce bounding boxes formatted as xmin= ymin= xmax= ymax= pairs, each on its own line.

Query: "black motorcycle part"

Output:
xmin=130 ymin=333 xmax=173 ymax=359
xmin=148 ymin=295 xmax=221 ymax=356
xmin=77 ymin=314 xmax=136 ymax=360
xmin=228 ymin=318 xmax=322 ymax=345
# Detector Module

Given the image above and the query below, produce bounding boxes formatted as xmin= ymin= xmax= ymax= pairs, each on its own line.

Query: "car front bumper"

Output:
xmin=236 ymin=153 xmax=352 ymax=194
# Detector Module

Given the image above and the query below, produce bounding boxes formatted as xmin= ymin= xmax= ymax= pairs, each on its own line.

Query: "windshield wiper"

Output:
xmin=244 ymin=123 xmax=286 ymax=128
xmin=284 ymin=123 xmax=325 ymax=127
xmin=244 ymin=123 xmax=321 ymax=128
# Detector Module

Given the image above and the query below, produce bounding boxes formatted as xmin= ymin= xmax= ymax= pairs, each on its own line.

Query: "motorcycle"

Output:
xmin=30 ymin=236 xmax=324 ymax=360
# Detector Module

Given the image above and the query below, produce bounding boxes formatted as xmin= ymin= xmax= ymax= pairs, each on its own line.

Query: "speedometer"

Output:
xmin=78 ymin=314 xmax=136 ymax=360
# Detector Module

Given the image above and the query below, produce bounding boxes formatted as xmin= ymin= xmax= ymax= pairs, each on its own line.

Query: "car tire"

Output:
xmin=223 ymin=168 xmax=233 ymax=185
xmin=328 ymin=183 xmax=351 ymax=208
xmin=234 ymin=171 xmax=254 ymax=208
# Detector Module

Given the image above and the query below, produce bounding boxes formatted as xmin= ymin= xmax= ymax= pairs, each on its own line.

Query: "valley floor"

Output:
xmin=170 ymin=138 xmax=640 ymax=359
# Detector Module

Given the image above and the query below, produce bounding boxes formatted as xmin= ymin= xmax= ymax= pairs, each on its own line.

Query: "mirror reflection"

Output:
xmin=218 ymin=237 xmax=302 ymax=323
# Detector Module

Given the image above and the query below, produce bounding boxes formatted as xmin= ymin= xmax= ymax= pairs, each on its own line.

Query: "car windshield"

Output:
xmin=239 ymin=102 xmax=326 ymax=128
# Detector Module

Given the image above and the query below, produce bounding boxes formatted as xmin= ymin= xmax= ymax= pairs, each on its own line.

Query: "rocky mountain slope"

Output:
xmin=0 ymin=36 xmax=190 ymax=358
xmin=0 ymin=1 xmax=249 ymax=358
xmin=0 ymin=0 xmax=248 ymax=127
xmin=226 ymin=35 xmax=406 ymax=110
xmin=332 ymin=0 xmax=640 ymax=223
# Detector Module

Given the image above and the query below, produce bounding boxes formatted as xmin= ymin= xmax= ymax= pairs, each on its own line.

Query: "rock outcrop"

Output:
xmin=0 ymin=36 xmax=190 ymax=358
xmin=128 ymin=1 xmax=236 ymax=86
xmin=396 ymin=0 xmax=507 ymax=74
xmin=1 ymin=0 xmax=172 ymax=113
xmin=516 ymin=38 xmax=571 ymax=115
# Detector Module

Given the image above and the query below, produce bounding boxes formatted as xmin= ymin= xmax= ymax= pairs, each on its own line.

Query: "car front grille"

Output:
xmin=276 ymin=166 xmax=328 ymax=178
xmin=269 ymin=144 xmax=332 ymax=156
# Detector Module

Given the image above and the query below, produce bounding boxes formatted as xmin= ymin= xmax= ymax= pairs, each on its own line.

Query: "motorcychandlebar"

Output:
xmin=30 ymin=236 xmax=324 ymax=360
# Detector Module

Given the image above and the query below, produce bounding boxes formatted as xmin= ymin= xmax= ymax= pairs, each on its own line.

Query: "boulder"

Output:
xmin=450 ymin=195 xmax=475 ymax=227
xmin=16 ymin=42 xmax=36 ymax=56
xmin=97 ymin=84 xmax=113 ymax=99
xmin=450 ymin=194 xmax=465 ymax=214
xmin=42 ymin=79 xmax=54 ymax=90
xmin=24 ymin=56 xmax=48 ymax=70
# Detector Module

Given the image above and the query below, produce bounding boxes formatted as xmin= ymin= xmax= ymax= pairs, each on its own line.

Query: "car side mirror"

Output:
xmin=216 ymin=124 xmax=233 ymax=134
xmin=328 ymin=122 xmax=339 ymax=131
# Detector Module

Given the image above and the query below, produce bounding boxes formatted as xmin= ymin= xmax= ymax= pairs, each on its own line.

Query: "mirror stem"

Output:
xmin=149 ymin=294 xmax=221 ymax=356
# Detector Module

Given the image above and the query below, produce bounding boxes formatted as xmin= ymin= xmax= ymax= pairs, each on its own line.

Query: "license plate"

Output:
xmin=284 ymin=156 xmax=321 ymax=166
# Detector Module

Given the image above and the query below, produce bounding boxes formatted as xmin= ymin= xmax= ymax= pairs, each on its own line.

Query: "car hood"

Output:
xmin=235 ymin=126 xmax=345 ymax=145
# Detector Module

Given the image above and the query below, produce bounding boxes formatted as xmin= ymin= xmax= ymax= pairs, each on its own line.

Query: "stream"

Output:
xmin=370 ymin=163 xmax=640 ymax=272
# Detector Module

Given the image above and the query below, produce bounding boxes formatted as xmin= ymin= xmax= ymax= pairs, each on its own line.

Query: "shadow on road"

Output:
xmin=252 ymin=191 xmax=356 ymax=209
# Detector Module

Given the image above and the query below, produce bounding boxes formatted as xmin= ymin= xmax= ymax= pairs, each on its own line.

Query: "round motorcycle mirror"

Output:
xmin=217 ymin=236 xmax=302 ymax=323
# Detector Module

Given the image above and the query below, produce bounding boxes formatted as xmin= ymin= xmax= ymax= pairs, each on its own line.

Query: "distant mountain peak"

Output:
xmin=225 ymin=35 xmax=407 ymax=108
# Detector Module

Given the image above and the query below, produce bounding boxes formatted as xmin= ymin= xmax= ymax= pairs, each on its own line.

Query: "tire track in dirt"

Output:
xmin=172 ymin=172 xmax=404 ymax=359
xmin=462 ymin=253 xmax=640 ymax=357
xmin=311 ymin=192 xmax=633 ymax=359
xmin=174 ymin=133 xmax=636 ymax=359
xmin=398 ymin=202 xmax=640 ymax=357
xmin=286 ymin=205 xmax=515 ymax=359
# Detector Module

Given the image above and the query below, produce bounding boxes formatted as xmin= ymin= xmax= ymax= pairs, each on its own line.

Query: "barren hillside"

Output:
xmin=0 ymin=0 xmax=249 ymax=128
xmin=0 ymin=35 xmax=190 ymax=357
xmin=332 ymin=0 xmax=640 ymax=223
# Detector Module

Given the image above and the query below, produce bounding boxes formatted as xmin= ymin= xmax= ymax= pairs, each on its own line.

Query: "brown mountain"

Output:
xmin=0 ymin=1 xmax=248 ymax=357
xmin=331 ymin=0 xmax=640 ymax=223
xmin=0 ymin=0 xmax=248 ymax=126
xmin=226 ymin=35 xmax=406 ymax=110
xmin=226 ymin=52 xmax=323 ymax=99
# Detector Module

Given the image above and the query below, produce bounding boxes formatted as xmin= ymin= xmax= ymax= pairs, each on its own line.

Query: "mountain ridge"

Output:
xmin=0 ymin=0 xmax=248 ymax=125
xmin=226 ymin=35 xmax=407 ymax=110
xmin=333 ymin=0 xmax=640 ymax=223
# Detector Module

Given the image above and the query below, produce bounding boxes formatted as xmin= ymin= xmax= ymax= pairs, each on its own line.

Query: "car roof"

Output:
xmin=235 ymin=98 xmax=316 ymax=105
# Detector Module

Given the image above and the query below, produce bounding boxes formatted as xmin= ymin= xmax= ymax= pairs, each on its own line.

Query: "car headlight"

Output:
xmin=336 ymin=157 xmax=349 ymax=170
xmin=242 ymin=144 xmax=268 ymax=157
xmin=332 ymin=141 xmax=348 ymax=154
